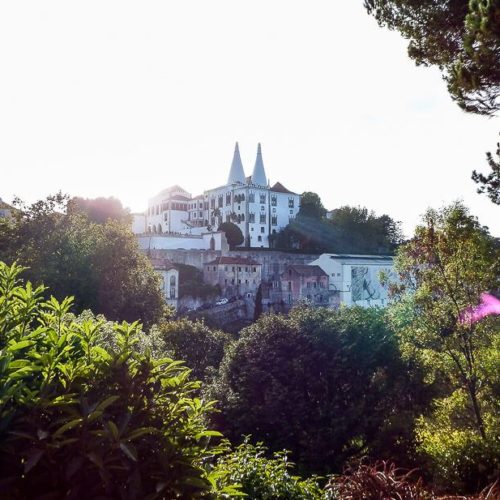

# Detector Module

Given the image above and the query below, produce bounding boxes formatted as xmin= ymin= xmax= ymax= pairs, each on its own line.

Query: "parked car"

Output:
xmin=216 ymin=298 xmax=229 ymax=306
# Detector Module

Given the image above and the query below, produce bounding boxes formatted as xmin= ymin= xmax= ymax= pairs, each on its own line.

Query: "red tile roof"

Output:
xmin=283 ymin=265 xmax=327 ymax=277
xmin=270 ymin=182 xmax=297 ymax=195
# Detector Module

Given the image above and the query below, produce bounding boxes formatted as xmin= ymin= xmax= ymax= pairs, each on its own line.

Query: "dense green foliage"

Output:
xmin=0 ymin=194 xmax=165 ymax=327
xmin=389 ymin=202 xmax=500 ymax=492
xmin=157 ymin=318 xmax=232 ymax=381
xmin=297 ymin=192 xmax=327 ymax=220
xmin=218 ymin=222 xmax=244 ymax=249
xmin=213 ymin=440 xmax=324 ymax=499
xmin=364 ymin=0 xmax=500 ymax=203
xmin=209 ymin=306 xmax=429 ymax=474
xmin=0 ymin=262 xmax=230 ymax=498
xmin=271 ymin=199 xmax=402 ymax=255
xmin=472 ymin=135 xmax=500 ymax=204
xmin=177 ymin=263 xmax=220 ymax=301
xmin=68 ymin=196 xmax=131 ymax=224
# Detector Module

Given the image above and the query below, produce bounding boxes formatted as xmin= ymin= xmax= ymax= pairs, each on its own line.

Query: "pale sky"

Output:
xmin=1 ymin=1 xmax=498 ymax=237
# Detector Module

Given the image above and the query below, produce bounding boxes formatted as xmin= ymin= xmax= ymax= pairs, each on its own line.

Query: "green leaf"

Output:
xmin=95 ymin=395 xmax=120 ymax=413
xmin=53 ymin=418 xmax=83 ymax=438
xmin=106 ymin=420 xmax=119 ymax=440
xmin=24 ymin=448 xmax=44 ymax=473
xmin=195 ymin=430 xmax=223 ymax=440
xmin=8 ymin=340 xmax=35 ymax=351
xmin=119 ymin=442 xmax=138 ymax=462
xmin=125 ymin=427 xmax=155 ymax=441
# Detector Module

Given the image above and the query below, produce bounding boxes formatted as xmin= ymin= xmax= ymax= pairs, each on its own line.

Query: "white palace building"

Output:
xmin=134 ymin=143 xmax=301 ymax=249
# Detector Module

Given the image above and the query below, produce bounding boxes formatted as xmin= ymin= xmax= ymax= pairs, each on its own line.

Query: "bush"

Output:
xmin=325 ymin=461 xmax=431 ymax=499
xmin=208 ymin=306 xmax=428 ymax=474
xmin=213 ymin=439 xmax=324 ymax=499
xmin=177 ymin=263 xmax=220 ymax=301
xmin=416 ymin=390 xmax=500 ymax=493
xmin=0 ymin=261 xmax=227 ymax=498
xmin=158 ymin=318 xmax=232 ymax=381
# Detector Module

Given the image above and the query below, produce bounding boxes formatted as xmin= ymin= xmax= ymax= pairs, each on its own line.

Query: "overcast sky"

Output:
xmin=1 ymin=1 xmax=498 ymax=237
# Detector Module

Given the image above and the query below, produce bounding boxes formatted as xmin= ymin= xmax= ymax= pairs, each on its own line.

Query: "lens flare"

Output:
xmin=459 ymin=293 xmax=500 ymax=324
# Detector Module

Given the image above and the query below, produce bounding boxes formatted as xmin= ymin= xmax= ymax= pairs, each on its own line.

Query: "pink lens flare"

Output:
xmin=459 ymin=293 xmax=500 ymax=324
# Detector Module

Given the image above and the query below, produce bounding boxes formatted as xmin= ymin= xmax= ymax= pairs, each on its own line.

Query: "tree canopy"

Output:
xmin=68 ymin=196 xmax=131 ymax=224
xmin=218 ymin=221 xmax=244 ymax=249
xmin=365 ymin=1 xmax=500 ymax=205
xmin=157 ymin=318 xmax=232 ymax=381
xmin=298 ymin=191 xmax=327 ymax=219
xmin=364 ymin=0 xmax=500 ymax=116
xmin=0 ymin=194 xmax=165 ymax=327
xmin=389 ymin=202 xmax=500 ymax=491
xmin=208 ymin=306 xmax=429 ymax=474
xmin=271 ymin=197 xmax=402 ymax=255
xmin=472 ymin=134 xmax=500 ymax=204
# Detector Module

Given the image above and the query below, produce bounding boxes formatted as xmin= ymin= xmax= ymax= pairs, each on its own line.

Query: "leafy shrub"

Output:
xmin=0 ymin=261 xmax=227 ymax=498
xmin=416 ymin=390 xmax=500 ymax=493
xmin=158 ymin=318 xmax=232 ymax=381
xmin=213 ymin=439 xmax=324 ymax=499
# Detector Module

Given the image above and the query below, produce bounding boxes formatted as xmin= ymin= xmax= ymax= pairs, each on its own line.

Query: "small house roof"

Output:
xmin=283 ymin=264 xmax=327 ymax=277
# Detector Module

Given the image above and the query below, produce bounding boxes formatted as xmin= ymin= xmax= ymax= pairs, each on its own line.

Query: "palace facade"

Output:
xmin=141 ymin=143 xmax=301 ymax=248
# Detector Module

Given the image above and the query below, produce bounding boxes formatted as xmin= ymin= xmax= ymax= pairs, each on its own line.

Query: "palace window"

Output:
xmin=170 ymin=275 xmax=176 ymax=299
xmin=271 ymin=216 xmax=277 ymax=226
xmin=271 ymin=195 xmax=277 ymax=206
xmin=260 ymin=194 xmax=266 ymax=204
xmin=288 ymin=198 xmax=295 ymax=208
xmin=260 ymin=214 xmax=266 ymax=224
xmin=249 ymin=213 xmax=255 ymax=223
xmin=248 ymin=193 xmax=255 ymax=203
xmin=260 ymin=226 xmax=265 ymax=233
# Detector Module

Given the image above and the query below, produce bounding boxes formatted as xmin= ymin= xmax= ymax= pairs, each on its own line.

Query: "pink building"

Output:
xmin=280 ymin=265 xmax=331 ymax=307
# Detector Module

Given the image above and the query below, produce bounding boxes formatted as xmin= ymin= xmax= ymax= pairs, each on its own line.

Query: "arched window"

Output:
xmin=157 ymin=223 xmax=162 ymax=234
xmin=169 ymin=274 xmax=176 ymax=299
xmin=210 ymin=236 xmax=215 ymax=251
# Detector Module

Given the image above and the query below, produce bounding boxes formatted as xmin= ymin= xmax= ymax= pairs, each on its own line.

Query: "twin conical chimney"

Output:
xmin=251 ymin=143 xmax=267 ymax=187
xmin=227 ymin=142 xmax=268 ymax=186
xmin=227 ymin=142 xmax=246 ymax=185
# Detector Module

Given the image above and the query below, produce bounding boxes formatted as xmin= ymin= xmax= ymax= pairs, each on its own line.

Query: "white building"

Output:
xmin=138 ymin=143 xmax=301 ymax=248
xmin=309 ymin=254 xmax=396 ymax=308
xmin=151 ymin=259 xmax=179 ymax=311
